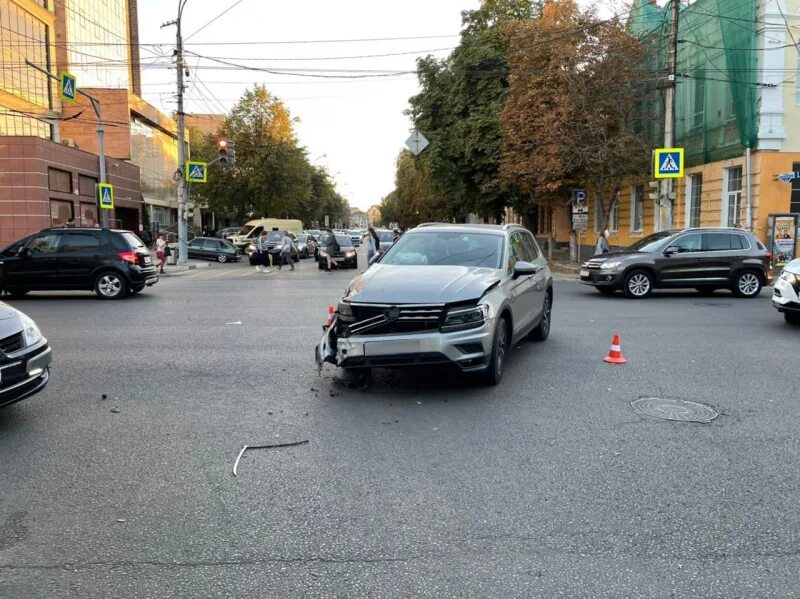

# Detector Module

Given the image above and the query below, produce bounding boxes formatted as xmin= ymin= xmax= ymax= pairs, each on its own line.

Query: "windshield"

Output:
xmin=239 ymin=225 xmax=255 ymax=236
xmin=296 ymin=235 xmax=307 ymax=242
xmin=627 ymin=231 xmax=674 ymax=253
xmin=378 ymin=231 xmax=394 ymax=242
xmin=336 ymin=235 xmax=352 ymax=247
xmin=380 ymin=231 xmax=504 ymax=268
xmin=267 ymin=231 xmax=283 ymax=241
xmin=348 ymin=230 xmax=360 ymax=236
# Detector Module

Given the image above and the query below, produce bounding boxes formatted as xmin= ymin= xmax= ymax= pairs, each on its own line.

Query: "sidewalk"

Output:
xmin=547 ymin=248 xmax=581 ymax=276
xmin=158 ymin=262 xmax=211 ymax=276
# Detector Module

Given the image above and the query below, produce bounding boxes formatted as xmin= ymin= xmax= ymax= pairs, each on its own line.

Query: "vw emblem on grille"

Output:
xmin=384 ymin=306 xmax=401 ymax=322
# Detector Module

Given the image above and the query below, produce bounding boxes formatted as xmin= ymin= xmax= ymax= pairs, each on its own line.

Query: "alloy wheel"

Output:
xmin=217 ymin=254 xmax=228 ymax=263
xmin=496 ymin=320 xmax=507 ymax=377
xmin=628 ymin=273 xmax=651 ymax=297
xmin=541 ymin=294 xmax=551 ymax=337
xmin=737 ymin=272 xmax=760 ymax=296
xmin=98 ymin=274 xmax=122 ymax=298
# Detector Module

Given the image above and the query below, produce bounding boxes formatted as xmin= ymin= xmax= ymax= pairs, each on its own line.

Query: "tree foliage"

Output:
xmin=188 ymin=85 xmax=348 ymax=226
xmin=500 ymin=0 xmax=653 ymax=226
xmin=403 ymin=0 xmax=540 ymax=223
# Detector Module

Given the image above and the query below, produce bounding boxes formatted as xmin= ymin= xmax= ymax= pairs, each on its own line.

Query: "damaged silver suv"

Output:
xmin=315 ymin=223 xmax=553 ymax=385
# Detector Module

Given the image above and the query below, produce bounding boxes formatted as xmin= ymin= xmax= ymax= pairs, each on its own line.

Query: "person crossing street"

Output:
xmin=254 ymin=229 xmax=271 ymax=273
xmin=278 ymin=230 xmax=295 ymax=271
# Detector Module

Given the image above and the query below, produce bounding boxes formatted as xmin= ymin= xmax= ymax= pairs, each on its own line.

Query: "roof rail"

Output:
xmin=415 ymin=222 xmax=447 ymax=228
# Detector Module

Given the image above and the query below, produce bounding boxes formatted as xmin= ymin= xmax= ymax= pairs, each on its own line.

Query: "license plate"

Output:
xmin=144 ymin=256 xmax=152 ymax=264
xmin=364 ymin=340 xmax=421 ymax=356
xmin=580 ymin=269 xmax=590 ymax=277
xmin=334 ymin=257 xmax=344 ymax=262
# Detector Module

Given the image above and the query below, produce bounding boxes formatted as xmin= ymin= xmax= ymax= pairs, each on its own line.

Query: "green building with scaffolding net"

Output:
xmin=559 ymin=0 xmax=799 ymax=268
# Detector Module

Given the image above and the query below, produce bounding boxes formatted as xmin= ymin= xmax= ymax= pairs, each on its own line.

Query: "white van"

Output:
xmin=229 ymin=219 xmax=304 ymax=249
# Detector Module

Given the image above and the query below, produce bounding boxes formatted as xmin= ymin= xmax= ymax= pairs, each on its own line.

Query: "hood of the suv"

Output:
xmin=343 ymin=265 xmax=501 ymax=304
xmin=588 ymin=250 xmax=648 ymax=261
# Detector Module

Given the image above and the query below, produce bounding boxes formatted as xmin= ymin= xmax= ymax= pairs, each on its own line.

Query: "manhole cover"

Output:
xmin=630 ymin=397 xmax=718 ymax=423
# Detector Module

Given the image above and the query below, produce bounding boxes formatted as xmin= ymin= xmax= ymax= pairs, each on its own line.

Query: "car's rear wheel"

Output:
xmin=624 ymin=270 xmax=653 ymax=299
xmin=784 ymin=311 xmax=800 ymax=325
xmin=596 ymin=287 xmax=616 ymax=296
xmin=480 ymin=316 xmax=509 ymax=386
xmin=529 ymin=291 xmax=552 ymax=341
xmin=217 ymin=254 xmax=228 ymax=263
xmin=95 ymin=271 xmax=128 ymax=300
xmin=733 ymin=270 xmax=762 ymax=298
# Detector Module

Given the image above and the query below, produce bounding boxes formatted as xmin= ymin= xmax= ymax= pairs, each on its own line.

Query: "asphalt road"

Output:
xmin=1 ymin=252 xmax=799 ymax=598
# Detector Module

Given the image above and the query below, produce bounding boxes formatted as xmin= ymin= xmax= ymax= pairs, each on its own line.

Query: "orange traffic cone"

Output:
xmin=603 ymin=334 xmax=627 ymax=364
xmin=325 ymin=305 xmax=335 ymax=327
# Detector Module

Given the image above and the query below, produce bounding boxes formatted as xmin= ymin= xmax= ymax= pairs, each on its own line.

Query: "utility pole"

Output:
xmin=25 ymin=60 xmax=108 ymax=227
xmin=162 ymin=0 xmax=189 ymax=264
xmin=659 ymin=0 xmax=680 ymax=230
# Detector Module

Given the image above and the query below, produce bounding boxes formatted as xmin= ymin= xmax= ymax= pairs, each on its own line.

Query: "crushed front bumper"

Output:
xmin=315 ymin=315 xmax=494 ymax=372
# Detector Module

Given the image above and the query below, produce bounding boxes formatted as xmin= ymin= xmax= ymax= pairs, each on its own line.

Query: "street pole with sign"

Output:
xmin=26 ymin=61 xmax=109 ymax=227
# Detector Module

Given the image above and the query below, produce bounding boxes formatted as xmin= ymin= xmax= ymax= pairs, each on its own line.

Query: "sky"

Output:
xmin=136 ymin=0 xmax=478 ymax=211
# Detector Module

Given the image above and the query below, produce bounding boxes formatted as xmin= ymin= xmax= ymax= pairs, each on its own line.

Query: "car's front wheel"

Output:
xmin=480 ymin=316 xmax=509 ymax=386
xmin=624 ymin=270 xmax=653 ymax=299
xmin=784 ymin=311 xmax=800 ymax=325
xmin=529 ymin=290 xmax=552 ymax=341
xmin=733 ymin=270 xmax=762 ymax=298
xmin=95 ymin=271 xmax=128 ymax=300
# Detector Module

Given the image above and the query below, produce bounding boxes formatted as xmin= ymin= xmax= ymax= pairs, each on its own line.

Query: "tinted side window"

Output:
xmin=704 ymin=233 xmax=732 ymax=251
xmin=204 ymin=239 xmax=220 ymax=249
xmin=62 ymin=234 xmax=101 ymax=253
xmin=27 ymin=233 xmax=62 ymax=255
xmin=508 ymin=233 xmax=526 ymax=270
xmin=670 ymin=233 xmax=702 ymax=252
xmin=728 ymin=234 xmax=743 ymax=250
xmin=520 ymin=232 xmax=539 ymax=260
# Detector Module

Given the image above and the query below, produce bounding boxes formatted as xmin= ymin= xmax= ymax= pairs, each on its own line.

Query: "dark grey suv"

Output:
xmin=580 ymin=228 xmax=772 ymax=299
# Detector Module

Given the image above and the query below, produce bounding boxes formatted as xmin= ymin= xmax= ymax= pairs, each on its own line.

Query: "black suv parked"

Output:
xmin=580 ymin=228 xmax=771 ymax=298
xmin=0 ymin=228 xmax=158 ymax=299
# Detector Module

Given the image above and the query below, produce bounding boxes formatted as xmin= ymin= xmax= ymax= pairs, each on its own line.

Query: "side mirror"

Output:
xmin=369 ymin=252 xmax=382 ymax=265
xmin=664 ymin=246 xmax=680 ymax=256
xmin=513 ymin=261 xmax=538 ymax=279
xmin=17 ymin=246 xmax=28 ymax=258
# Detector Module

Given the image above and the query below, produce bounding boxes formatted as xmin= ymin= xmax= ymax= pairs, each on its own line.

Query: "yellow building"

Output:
xmin=550 ymin=0 xmax=799 ymax=263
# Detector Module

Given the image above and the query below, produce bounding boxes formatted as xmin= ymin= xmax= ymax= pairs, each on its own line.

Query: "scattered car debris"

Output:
xmin=225 ymin=321 xmax=242 ymax=325
xmin=101 ymin=394 xmax=107 ymax=400
xmin=233 ymin=440 xmax=309 ymax=477
xmin=110 ymin=407 xmax=120 ymax=414
xmin=116 ymin=519 xmax=126 ymax=523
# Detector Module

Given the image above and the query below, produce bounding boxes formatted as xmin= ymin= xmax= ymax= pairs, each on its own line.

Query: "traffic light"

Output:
xmin=216 ymin=138 xmax=235 ymax=166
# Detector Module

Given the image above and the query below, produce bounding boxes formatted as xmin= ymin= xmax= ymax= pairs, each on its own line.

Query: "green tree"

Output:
xmin=407 ymin=0 xmax=540 ymax=221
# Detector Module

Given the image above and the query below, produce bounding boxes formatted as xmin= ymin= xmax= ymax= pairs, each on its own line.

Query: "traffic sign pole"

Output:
xmin=26 ymin=60 xmax=108 ymax=227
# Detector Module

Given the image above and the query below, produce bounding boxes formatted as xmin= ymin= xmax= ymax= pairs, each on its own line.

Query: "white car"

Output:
xmin=773 ymin=258 xmax=800 ymax=324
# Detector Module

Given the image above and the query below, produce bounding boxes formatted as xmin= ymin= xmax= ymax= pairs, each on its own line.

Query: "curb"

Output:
xmin=548 ymin=262 xmax=581 ymax=276
xmin=159 ymin=263 xmax=211 ymax=276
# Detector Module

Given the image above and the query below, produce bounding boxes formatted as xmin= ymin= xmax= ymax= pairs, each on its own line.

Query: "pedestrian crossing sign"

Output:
xmin=185 ymin=161 xmax=208 ymax=183
xmin=60 ymin=72 xmax=77 ymax=103
xmin=654 ymin=148 xmax=684 ymax=179
xmin=97 ymin=183 xmax=114 ymax=210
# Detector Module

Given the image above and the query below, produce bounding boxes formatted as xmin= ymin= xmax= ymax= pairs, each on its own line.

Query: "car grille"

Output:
xmin=345 ymin=304 xmax=444 ymax=336
xmin=584 ymin=258 xmax=605 ymax=270
xmin=0 ymin=331 xmax=24 ymax=355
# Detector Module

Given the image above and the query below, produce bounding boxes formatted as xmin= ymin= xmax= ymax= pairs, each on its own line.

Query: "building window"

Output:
xmin=0 ymin=0 xmax=53 ymax=113
xmin=631 ymin=185 xmax=644 ymax=232
xmin=80 ymin=202 xmax=98 ymax=227
xmin=725 ymin=166 xmax=743 ymax=227
xmin=608 ymin=193 xmax=619 ymax=232
xmin=50 ymin=199 xmax=73 ymax=226
xmin=693 ymin=70 xmax=705 ymax=129
xmin=689 ymin=174 xmax=702 ymax=228
xmin=79 ymin=175 xmax=98 ymax=197
xmin=48 ymin=168 xmax=72 ymax=193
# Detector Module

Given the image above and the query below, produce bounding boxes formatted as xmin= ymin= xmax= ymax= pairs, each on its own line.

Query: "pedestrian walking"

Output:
xmin=321 ymin=228 xmax=339 ymax=272
xmin=595 ymin=229 xmax=610 ymax=255
xmin=63 ymin=217 xmax=75 ymax=228
xmin=254 ymin=229 xmax=271 ymax=273
xmin=155 ymin=233 xmax=167 ymax=274
xmin=367 ymin=226 xmax=380 ymax=263
xmin=278 ymin=231 xmax=295 ymax=271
